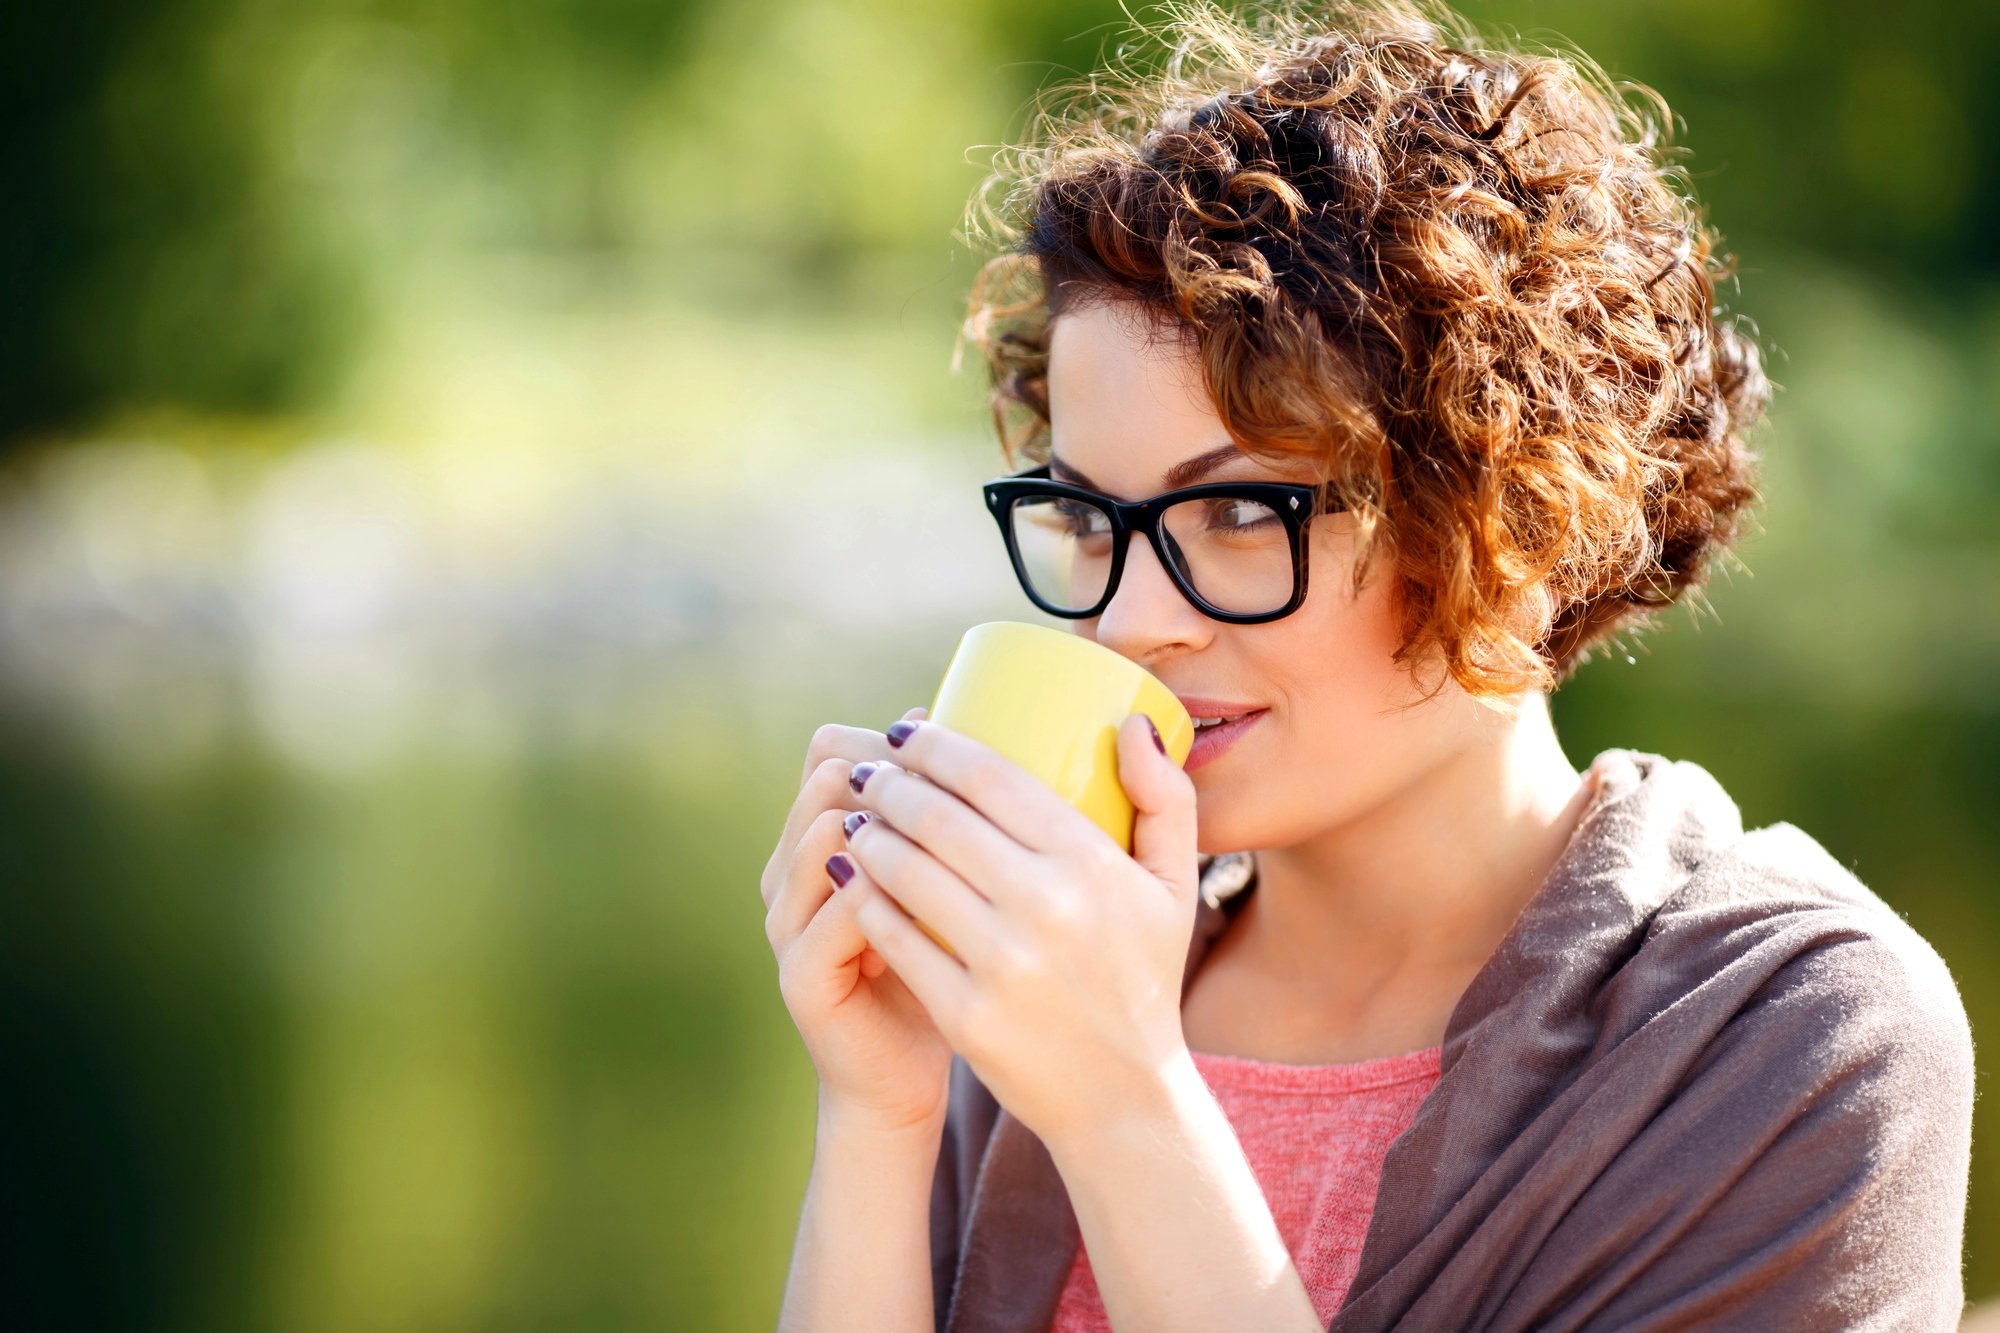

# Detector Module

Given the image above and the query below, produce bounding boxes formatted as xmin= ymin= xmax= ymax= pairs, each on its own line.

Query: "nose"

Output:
xmin=1090 ymin=532 xmax=1214 ymax=665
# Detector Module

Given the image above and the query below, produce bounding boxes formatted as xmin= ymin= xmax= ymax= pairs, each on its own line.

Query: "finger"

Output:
xmin=877 ymin=721 xmax=1100 ymax=855
xmin=1118 ymin=714 xmax=1200 ymax=898
xmin=766 ymin=807 xmax=852 ymax=941
xmin=763 ymin=755 xmax=867 ymax=907
xmin=850 ymin=880 xmax=969 ymax=1028
xmin=784 ymin=865 xmax=874 ymax=1005
xmin=798 ymin=723 xmax=896 ymax=789
xmin=849 ymin=758 xmax=1044 ymax=903
xmin=901 ymin=707 xmax=928 ymax=722
xmin=848 ymin=819 xmax=997 ymax=963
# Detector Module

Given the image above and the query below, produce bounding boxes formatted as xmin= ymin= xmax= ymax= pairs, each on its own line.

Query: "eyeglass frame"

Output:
xmin=982 ymin=463 xmax=1337 ymax=625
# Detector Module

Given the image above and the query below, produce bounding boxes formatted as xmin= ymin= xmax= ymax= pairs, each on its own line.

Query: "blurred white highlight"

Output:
xmin=0 ymin=435 xmax=1021 ymax=773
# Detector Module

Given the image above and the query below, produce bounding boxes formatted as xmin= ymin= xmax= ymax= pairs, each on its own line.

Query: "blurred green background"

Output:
xmin=2 ymin=0 xmax=1996 ymax=1327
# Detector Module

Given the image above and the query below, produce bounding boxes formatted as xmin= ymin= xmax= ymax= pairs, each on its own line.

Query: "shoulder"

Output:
xmin=1579 ymin=749 xmax=1965 ymax=1050
xmin=1611 ymin=821 xmax=1974 ymax=1326
xmin=1654 ymin=815 xmax=1968 ymax=1066
xmin=1552 ymin=751 xmax=1972 ymax=1108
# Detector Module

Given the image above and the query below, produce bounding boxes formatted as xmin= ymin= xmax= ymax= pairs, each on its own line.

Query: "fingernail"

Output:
xmin=886 ymin=720 xmax=918 ymax=748
xmin=1146 ymin=717 xmax=1165 ymax=755
xmin=843 ymin=811 xmax=873 ymax=837
xmin=825 ymin=854 xmax=856 ymax=888
xmin=849 ymin=762 xmax=879 ymax=794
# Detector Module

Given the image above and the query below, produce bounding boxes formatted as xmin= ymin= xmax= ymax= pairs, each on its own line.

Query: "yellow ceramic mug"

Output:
xmin=927 ymin=622 xmax=1194 ymax=851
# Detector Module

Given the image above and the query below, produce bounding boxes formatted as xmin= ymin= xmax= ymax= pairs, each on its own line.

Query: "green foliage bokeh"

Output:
xmin=2 ymin=2 xmax=1998 ymax=1330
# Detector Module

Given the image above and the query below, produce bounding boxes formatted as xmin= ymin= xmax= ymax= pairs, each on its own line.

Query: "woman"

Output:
xmin=760 ymin=4 xmax=1973 ymax=1330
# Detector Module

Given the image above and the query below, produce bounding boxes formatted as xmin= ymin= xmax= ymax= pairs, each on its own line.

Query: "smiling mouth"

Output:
xmin=1180 ymin=704 xmax=1267 ymax=771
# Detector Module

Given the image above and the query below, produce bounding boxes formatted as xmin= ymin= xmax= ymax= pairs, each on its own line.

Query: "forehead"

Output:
xmin=1045 ymin=303 xmax=1226 ymax=499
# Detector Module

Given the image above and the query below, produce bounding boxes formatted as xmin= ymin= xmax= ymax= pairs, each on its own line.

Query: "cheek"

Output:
xmin=1188 ymin=542 xmax=1428 ymax=850
xmin=1285 ymin=561 xmax=1409 ymax=716
xmin=1287 ymin=527 xmax=1408 ymax=697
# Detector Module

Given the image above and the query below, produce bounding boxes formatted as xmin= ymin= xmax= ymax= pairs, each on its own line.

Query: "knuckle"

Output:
xmin=987 ymin=937 xmax=1040 ymax=987
xmin=1078 ymin=841 xmax=1127 ymax=882
xmin=809 ymin=755 xmax=852 ymax=790
xmin=1032 ymin=890 xmax=1087 ymax=934
xmin=807 ymin=723 xmax=847 ymax=764
xmin=803 ymin=758 xmax=854 ymax=809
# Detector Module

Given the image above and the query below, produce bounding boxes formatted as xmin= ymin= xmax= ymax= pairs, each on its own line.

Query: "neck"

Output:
xmin=1186 ymin=693 xmax=1593 ymax=1062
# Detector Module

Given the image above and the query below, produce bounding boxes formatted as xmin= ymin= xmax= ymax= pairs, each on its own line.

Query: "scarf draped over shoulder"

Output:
xmin=926 ymin=751 xmax=1973 ymax=1332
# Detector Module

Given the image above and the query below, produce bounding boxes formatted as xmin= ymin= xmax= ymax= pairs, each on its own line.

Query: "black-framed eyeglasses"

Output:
xmin=983 ymin=464 xmax=1334 ymax=625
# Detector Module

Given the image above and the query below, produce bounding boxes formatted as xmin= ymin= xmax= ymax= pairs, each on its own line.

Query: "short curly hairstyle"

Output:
xmin=964 ymin=0 xmax=1766 ymax=697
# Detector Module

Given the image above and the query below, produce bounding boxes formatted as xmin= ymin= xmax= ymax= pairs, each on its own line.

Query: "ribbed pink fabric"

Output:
xmin=1049 ymin=1045 xmax=1443 ymax=1331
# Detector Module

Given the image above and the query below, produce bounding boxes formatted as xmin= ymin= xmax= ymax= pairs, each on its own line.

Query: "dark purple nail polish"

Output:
xmin=886 ymin=720 xmax=918 ymax=748
xmin=843 ymin=811 xmax=872 ymax=838
xmin=825 ymin=854 xmax=856 ymax=887
xmin=849 ymin=762 xmax=879 ymax=794
xmin=1146 ymin=717 xmax=1165 ymax=755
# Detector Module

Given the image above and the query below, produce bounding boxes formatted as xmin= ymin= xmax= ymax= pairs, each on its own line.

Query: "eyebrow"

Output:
xmin=1049 ymin=442 xmax=1245 ymax=496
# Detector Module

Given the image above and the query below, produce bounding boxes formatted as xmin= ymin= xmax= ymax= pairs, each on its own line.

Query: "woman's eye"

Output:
xmin=1211 ymin=499 xmax=1276 ymax=531
xmin=1058 ymin=502 xmax=1111 ymax=537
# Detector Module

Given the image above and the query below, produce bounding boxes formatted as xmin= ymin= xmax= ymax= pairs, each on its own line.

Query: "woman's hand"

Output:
xmin=840 ymin=717 xmax=1319 ymax=1333
xmin=767 ymin=715 xmax=952 ymax=1333
xmin=837 ymin=715 xmax=1200 ymax=1144
xmin=761 ymin=711 xmax=952 ymax=1134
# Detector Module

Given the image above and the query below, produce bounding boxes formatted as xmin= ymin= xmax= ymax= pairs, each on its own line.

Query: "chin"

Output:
xmin=1187 ymin=729 xmax=1293 ymax=853
xmin=1191 ymin=781 xmax=1284 ymax=857
xmin=1191 ymin=749 xmax=1376 ymax=855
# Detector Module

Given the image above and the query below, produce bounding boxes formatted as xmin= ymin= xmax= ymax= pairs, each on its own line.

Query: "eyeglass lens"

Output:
xmin=1008 ymin=494 xmax=1294 ymax=616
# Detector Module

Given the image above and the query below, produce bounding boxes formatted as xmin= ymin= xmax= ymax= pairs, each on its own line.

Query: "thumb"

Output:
xmin=1117 ymin=713 xmax=1199 ymax=896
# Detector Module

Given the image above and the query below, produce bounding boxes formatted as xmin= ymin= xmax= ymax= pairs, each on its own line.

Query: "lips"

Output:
xmin=1178 ymin=698 xmax=1267 ymax=772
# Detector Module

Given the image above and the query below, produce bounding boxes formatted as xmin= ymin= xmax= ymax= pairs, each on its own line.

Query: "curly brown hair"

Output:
xmin=964 ymin=0 xmax=1766 ymax=697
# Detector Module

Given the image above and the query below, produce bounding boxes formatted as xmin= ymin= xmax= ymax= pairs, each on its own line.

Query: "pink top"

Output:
xmin=1049 ymin=1045 xmax=1443 ymax=1332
